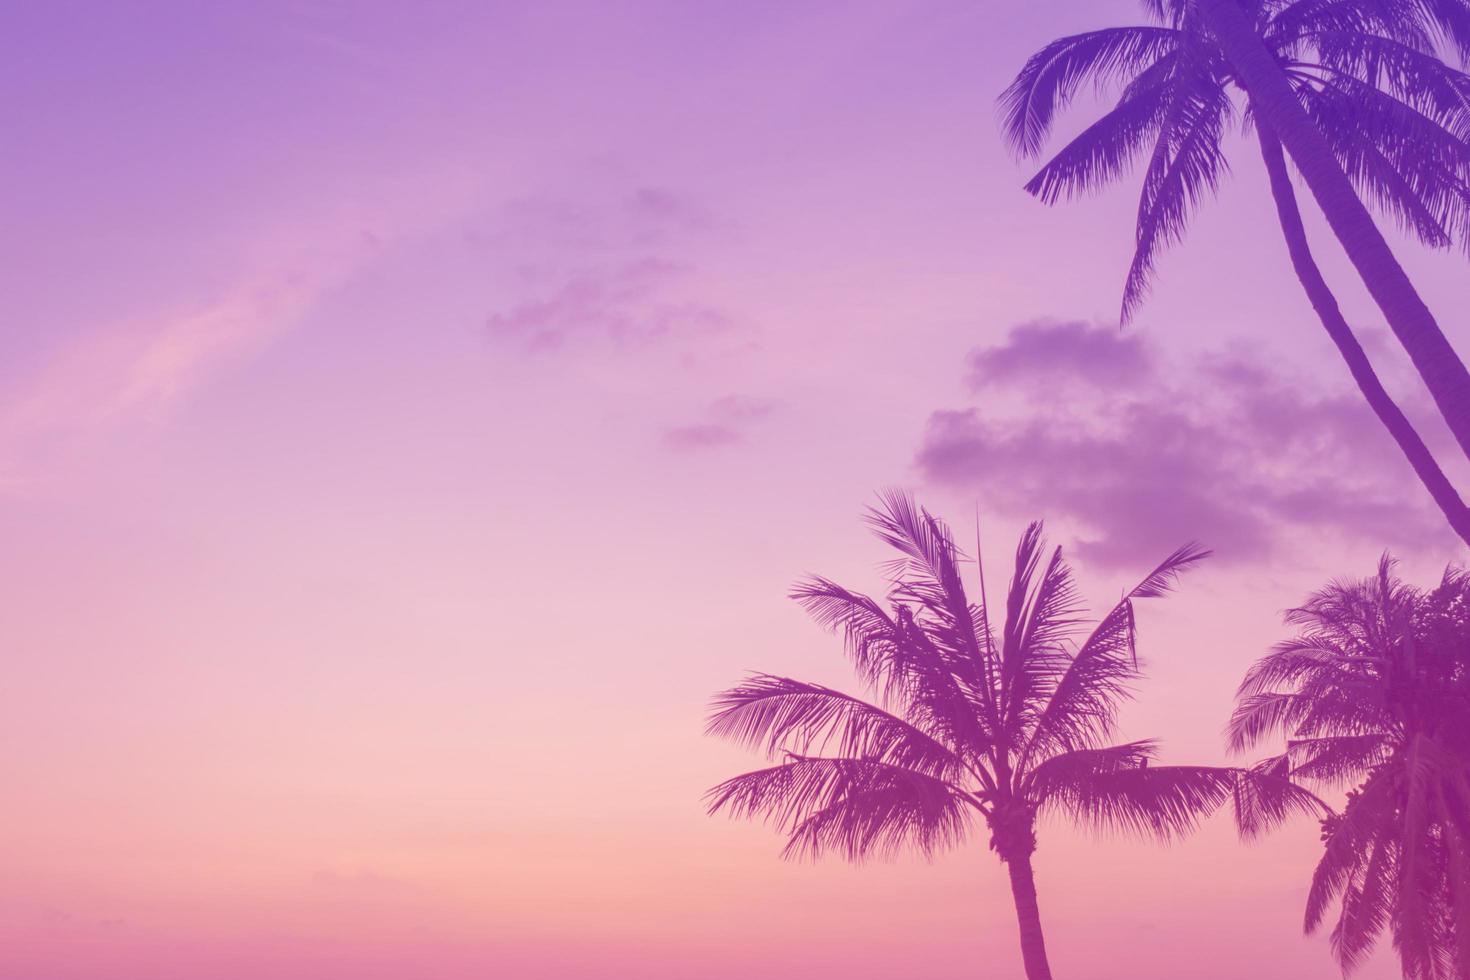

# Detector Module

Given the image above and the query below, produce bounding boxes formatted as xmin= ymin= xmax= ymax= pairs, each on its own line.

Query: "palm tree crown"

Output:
xmin=1001 ymin=0 xmax=1470 ymax=320
xmin=1000 ymin=0 xmax=1470 ymax=549
xmin=1230 ymin=558 xmax=1470 ymax=979
xmin=707 ymin=492 xmax=1319 ymax=980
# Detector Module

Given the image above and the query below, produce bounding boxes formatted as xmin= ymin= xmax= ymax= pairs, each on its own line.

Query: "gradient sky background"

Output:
xmin=5 ymin=1 xmax=1469 ymax=977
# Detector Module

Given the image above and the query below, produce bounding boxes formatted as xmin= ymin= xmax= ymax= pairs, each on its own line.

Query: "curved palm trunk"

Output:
xmin=1197 ymin=0 xmax=1470 ymax=466
xmin=1005 ymin=854 xmax=1054 ymax=980
xmin=1256 ymin=125 xmax=1470 ymax=548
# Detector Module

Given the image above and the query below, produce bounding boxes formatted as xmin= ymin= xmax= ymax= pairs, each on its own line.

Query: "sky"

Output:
xmin=3 ymin=1 xmax=1468 ymax=977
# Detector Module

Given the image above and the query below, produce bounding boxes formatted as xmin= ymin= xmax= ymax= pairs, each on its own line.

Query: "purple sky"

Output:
xmin=3 ymin=2 xmax=1466 ymax=977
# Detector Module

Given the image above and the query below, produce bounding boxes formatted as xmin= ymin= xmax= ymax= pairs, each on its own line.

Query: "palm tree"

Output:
xmin=1193 ymin=0 xmax=1470 ymax=465
xmin=1001 ymin=0 xmax=1470 ymax=546
xmin=706 ymin=492 xmax=1319 ymax=980
xmin=1229 ymin=558 xmax=1470 ymax=978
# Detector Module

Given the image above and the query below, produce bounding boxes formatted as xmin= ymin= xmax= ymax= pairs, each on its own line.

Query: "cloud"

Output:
xmin=661 ymin=394 xmax=780 ymax=452
xmin=708 ymin=394 xmax=778 ymax=421
xmin=916 ymin=320 xmax=1455 ymax=567
xmin=480 ymin=187 xmax=741 ymax=354
xmin=0 ymin=263 xmax=348 ymax=491
xmin=624 ymin=186 xmax=713 ymax=238
xmin=6 ymin=275 xmax=314 ymax=430
xmin=0 ymin=166 xmax=487 ymax=491
xmin=663 ymin=422 xmax=743 ymax=451
xmin=965 ymin=319 xmax=1152 ymax=389
xmin=485 ymin=257 xmax=733 ymax=352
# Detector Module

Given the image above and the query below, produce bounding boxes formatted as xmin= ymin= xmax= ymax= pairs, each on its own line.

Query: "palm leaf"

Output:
xmin=1001 ymin=26 xmax=1182 ymax=157
xmin=706 ymin=673 xmax=965 ymax=780
xmin=1001 ymin=527 xmax=1084 ymax=737
xmin=1029 ymin=741 xmax=1237 ymax=840
xmin=1025 ymin=54 xmax=1183 ymax=203
xmin=1129 ymin=541 xmax=1213 ymax=598
xmin=1287 ymin=732 xmax=1395 ymax=785
xmin=1297 ymin=74 xmax=1470 ymax=246
xmin=789 ymin=576 xmax=897 ymax=687
xmin=705 ymin=756 xmax=973 ymax=862
xmin=1231 ymin=754 xmax=1333 ymax=839
xmin=1122 ymin=65 xmax=1235 ymax=321
xmin=1021 ymin=600 xmax=1139 ymax=762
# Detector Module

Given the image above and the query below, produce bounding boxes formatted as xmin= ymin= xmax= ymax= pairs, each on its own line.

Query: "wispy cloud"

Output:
xmin=485 ymin=258 xmax=733 ymax=352
xmin=481 ymin=187 xmax=741 ymax=354
xmin=5 ymin=276 xmax=314 ymax=435
xmin=916 ymin=320 xmax=1455 ymax=567
xmin=0 ymin=219 xmax=410 ymax=491
xmin=661 ymin=394 xmax=779 ymax=452
xmin=663 ymin=422 xmax=744 ymax=451
xmin=0 ymin=167 xmax=490 ymax=491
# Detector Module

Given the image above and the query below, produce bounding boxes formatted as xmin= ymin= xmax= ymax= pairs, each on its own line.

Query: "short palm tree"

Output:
xmin=1229 ymin=558 xmax=1470 ymax=979
xmin=707 ymin=492 xmax=1318 ymax=980
xmin=1002 ymin=0 xmax=1470 ymax=545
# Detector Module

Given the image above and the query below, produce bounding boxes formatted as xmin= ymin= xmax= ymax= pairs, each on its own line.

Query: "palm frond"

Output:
xmin=1269 ymin=0 xmax=1438 ymax=55
xmin=1331 ymin=825 xmax=1400 ymax=973
xmin=790 ymin=575 xmax=986 ymax=750
xmin=865 ymin=488 xmax=961 ymax=588
xmin=706 ymin=673 xmax=965 ymax=779
xmin=1022 ymin=599 xmax=1139 ymax=762
xmin=1122 ymin=68 xmax=1235 ymax=321
xmin=1288 ymin=732 xmax=1395 ymax=785
xmin=1030 ymin=741 xmax=1237 ymax=840
xmin=870 ymin=491 xmax=998 ymax=719
xmin=705 ymin=756 xmax=973 ymax=862
xmin=1229 ymin=678 xmax=1391 ymax=751
xmin=1228 ymin=691 xmax=1311 ymax=751
xmin=1001 ymin=527 xmax=1085 ymax=736
xmin=1129 ymin=541 xmax=1213 ymax=597
xmin=1308 ymin=28 xmax=1470 ymax=136
xmin=1231 ymin=754 xmax=1333 ymax=839
xmin=1235 ymin=635 xmax=1355 ymax=698
xmin=1001 ymin=26 xmax=1182 ymax=157
xmin=1024 ymin=54 xmax=1183 ymax=203
xmin=1020 ymin=540 xmax=1209 ymax=762
xmin=1308 ymin=74 xmax=1470 ymax=248
xmin=789 ymin=576 xmax=901 ymax=689
xmin=1140 ymin=0 xmax=1191 ymax=29
xmin=1307 ymin=770 xmax=1396 ymax=933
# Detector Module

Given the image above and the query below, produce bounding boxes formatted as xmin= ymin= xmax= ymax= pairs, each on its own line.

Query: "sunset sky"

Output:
xmin=4 ymin=2 xmax=1468 ymax=977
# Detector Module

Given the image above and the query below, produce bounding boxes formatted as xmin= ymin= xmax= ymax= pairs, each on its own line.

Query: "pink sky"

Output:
xmin=4 ymin=2 xmax=1467 ymax=977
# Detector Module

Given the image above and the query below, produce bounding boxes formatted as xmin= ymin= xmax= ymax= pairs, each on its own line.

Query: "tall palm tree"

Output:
xmin=1001 ymin=0 xmax=1470 ymax=545
xmin=1229 ymin=558 xmax=1470 ymax=979
xmin=706 ymin=492 xmax=1319 ymax=980
xmin=1193 ymin=0 xmax=1470 ymax=464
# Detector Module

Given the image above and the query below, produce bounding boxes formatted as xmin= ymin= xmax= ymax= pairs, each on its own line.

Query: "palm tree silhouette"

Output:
xmin=1001 ymin=0 xmax=1470 ymax=545
xmin=1193 ymin=0 xmax=1470 ymax=465
xmin=1229 ymin=558 xmax=1470 ymax=979
xmin=707 ymin=492 xmax=1319 ymax=980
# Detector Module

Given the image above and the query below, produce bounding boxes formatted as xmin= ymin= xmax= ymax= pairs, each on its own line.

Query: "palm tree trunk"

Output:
xmin=1196 ymin=0 xmax=1470 ymax=466
xmin=1256 ymin=124 xmax=1470 ymax=548
xmin=1005 ymin=853 xmax=1054 ymax=980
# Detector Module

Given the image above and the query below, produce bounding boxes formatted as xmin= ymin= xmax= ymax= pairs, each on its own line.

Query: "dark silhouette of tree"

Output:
xmin=707 ymin=492 xmax=1320 ymax=980
xmin=1229 ymin=558 xmax=1470 ymax=979
xmin=1001 ymin=0 xmax=1470 ymax=546
xmin=1194 ymin=0 xmax=1470 ymax=467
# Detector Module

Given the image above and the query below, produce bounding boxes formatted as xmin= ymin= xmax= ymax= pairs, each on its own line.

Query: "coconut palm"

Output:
xmin=706 ymin=492 xmax=1320 ymax=980
xmin=1192 ymin=0 xmax=1470 ymax=464
xmin=1001 ymin=0 xmax=1470 ymax=545
xmin=1229 ymin=558 xmax=1470 ymax=978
